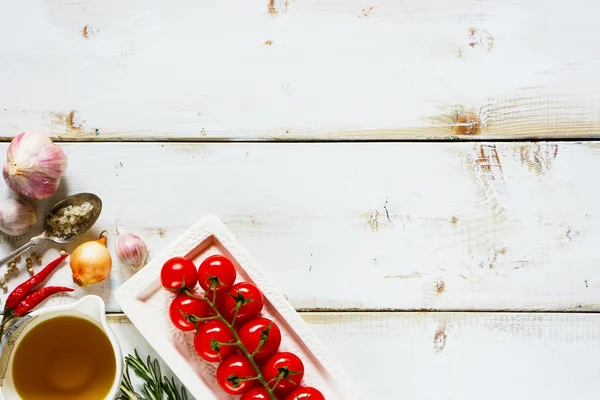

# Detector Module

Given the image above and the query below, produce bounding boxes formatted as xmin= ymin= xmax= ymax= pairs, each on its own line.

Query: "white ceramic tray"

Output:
xmin=115 ymin=215 xmax=359 ymax=400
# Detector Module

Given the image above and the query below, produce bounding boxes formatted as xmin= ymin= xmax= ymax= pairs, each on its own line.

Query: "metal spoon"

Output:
xmin=0 ymin=193 xmax=102 ymax=267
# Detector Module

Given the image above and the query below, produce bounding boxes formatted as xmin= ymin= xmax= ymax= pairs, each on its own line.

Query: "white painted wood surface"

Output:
xmin=1 ymin=0 xmax=599 ymax=140
xmin=111 ymin=312 xmax=600 ymax=399
xmin=0 ymin=142 xmax=597 ymax=312
xmin=1 ymin=0 xmax=598 ymax=397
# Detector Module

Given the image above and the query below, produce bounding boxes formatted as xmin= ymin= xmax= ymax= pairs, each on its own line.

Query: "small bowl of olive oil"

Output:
xmin=0 ymin=295 xmax=122 ymax=400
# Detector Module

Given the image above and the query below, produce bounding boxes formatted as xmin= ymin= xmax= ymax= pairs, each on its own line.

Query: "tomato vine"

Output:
xmin=186 ymin=290 xmax=279 ymax=400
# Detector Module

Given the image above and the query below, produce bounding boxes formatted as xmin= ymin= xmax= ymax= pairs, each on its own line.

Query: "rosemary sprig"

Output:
xmin=164 ymin=375 xmax=189 ymax=400
xmin=118 ymin=349 xmax=188 ymax=400
xmin=119 ymin=367 xmax=141 ymax=400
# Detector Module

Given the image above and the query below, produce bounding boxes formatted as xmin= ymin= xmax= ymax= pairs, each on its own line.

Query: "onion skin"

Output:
xmin=70 ymin=235 xmax=112 ymax=287
xmin=3 ymin=132 xmax=68 ymax=199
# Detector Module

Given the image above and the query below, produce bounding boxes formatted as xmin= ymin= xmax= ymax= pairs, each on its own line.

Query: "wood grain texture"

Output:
xmin=111 ymin=312 xmax=600 ymax=399
xmin=0 ymin=0 xmax=599 ymax=140
xmin=0 ymin=142 xmax=597 ymax=312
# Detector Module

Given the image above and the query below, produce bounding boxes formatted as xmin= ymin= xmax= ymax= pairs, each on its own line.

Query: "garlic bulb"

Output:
xmin=3 ymin=132 xmax=68 ymax=199
xmin=117 ymin=232 xmax=148 ymax=270
xmin=0 ymin=198 xmax=37 ymax=236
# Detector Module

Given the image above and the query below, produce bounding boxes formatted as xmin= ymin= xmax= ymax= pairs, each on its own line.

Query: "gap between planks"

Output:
xmin=0 ymin=137 xmax=598 ymax=144
xmin=104 ymin=309 xmax=600 ymax=317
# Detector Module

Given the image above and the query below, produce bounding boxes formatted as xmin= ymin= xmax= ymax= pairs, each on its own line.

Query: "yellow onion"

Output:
xmin=70 ymin=233 xmax=112 ymax=287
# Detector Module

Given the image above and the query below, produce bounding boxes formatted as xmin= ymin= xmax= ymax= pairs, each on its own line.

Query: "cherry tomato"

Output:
xmin=193 ymin=319 xmax=235 ymax=362
xmin=161 ymin=256 xmax=198 ymax=292
xmin=239 ymin=318 xmax=282 ymax=361
xmin=240 ymin=387 xmax=274 ymax=400
xmin=221 ymin=282 xmax=264 ymax=324
xmin=216 ymin=354 xmax=257 ymax=395
xmin=198 ymin=254 xmax=237 ymax=294
xmin=169 ymin=292 xmax=212 ymax=331
xmin=261 ymin=352 xmax=304 ymax=395
xmin=285 ymin=387 xmax=325 ymax=400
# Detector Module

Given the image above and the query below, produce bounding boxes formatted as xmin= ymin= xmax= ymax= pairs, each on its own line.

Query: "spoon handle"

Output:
xmin=0 ymin=237 xmax=46 ymax=267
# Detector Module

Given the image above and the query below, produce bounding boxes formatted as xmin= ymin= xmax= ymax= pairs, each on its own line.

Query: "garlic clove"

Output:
xmin=0 ymin=198 xmax=37 ymax=236
xmin=117 ymin=232 xmax=148 ymax=270
xmin=3 ymin=132 xmax=68 ymax=199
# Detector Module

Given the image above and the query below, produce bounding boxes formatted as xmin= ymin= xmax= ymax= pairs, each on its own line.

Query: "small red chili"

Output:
xmin=14 ymin=286 xmax=74 ymax=316
xmin=5 ymin=253 xmax=68 ymax=311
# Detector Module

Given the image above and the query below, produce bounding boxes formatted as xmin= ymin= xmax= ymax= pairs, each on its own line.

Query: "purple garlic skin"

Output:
xmin=3 ymin=132 xmax=68 ymax=199
xmin=0 ymin=198 xmax=37 ymax=236
xmin=117 ymin=232 xmax=148 ymax=270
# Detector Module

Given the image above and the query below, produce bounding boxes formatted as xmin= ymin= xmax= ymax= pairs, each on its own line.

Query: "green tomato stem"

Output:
xmin=269 ymin=374 xmax=286 ymax=392
xmin=216 ymin=341 xmax=240 ymax=347
xmin=231 ymin=305 xmax=241 ymax=327
xmin=187 ymin=290 xmax=277 ymax=400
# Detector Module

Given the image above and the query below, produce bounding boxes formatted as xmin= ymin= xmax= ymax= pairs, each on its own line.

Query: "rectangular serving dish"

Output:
xmin=115 ymin=216 xmax=359 ymax=399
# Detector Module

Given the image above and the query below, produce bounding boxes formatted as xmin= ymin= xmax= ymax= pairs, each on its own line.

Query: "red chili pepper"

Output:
xmin=14 ymin=286 xmax=74 ymax=316
xmin=5 ymin=253 xmax=68 ymax=310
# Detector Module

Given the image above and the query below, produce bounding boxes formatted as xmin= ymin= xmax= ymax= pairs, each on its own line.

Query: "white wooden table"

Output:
xmin=1 ymin=1 xmax=600 ymax=399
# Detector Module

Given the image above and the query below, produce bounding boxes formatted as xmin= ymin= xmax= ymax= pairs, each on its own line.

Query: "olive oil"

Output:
xmin=12 ymin=316 xmax=116 ymax=400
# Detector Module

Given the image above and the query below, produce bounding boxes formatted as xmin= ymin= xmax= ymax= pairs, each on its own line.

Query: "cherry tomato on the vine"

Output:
xmin=241 ymin=387 xmax=275 ymax=400
xmin=216 ymin=354 xmax=258 ymax=395
xmin=161 ymin=256 xmax=198 ymax=292
xmin=193 ymin=319 xmax=235 ymax=362
xmin=261 ymin=352 xmax=304 ymax=395
xmin=285 ymin=387 xmax=325 ymax=400
xmin=239 ymin=317 xmax=282 ymax=361
xmin=168 ymin=292 xmax=212 ymax=331
xmin=198 ymin=254 xmax=237 ymax=293
xmin=220 ymin=282 xmax=264 ymax=324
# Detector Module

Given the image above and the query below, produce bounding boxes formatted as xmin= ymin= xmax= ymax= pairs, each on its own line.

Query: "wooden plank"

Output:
xmin=1 ymin=0 xmax=599 ymax=141
xmin=0 ymin=142 xmax=598 ymax=312
xmin=110 ymin=311 xmax=600 ymax=399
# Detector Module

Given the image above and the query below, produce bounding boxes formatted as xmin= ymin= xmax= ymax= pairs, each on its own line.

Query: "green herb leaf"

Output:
xmin=119 ymin=350 xmax=188 ymax=400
